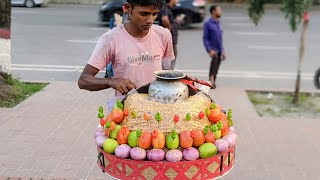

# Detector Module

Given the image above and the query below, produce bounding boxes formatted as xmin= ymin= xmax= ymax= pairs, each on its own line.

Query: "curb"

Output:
xmin=0 ymin=29 xmax=10 ymax=40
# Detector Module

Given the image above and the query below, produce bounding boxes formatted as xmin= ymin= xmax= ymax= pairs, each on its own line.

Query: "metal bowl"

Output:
xmin=148 ymin=71 xmax=189 ymax=104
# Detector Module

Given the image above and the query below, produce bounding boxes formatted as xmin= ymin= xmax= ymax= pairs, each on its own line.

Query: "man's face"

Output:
xmin=128 ymin=4 xmax=160 ymax=31
xmin=171 ymin=0 xmax=178 ymax=7
xmin=214 ymin=6 xmax=222 ymax=18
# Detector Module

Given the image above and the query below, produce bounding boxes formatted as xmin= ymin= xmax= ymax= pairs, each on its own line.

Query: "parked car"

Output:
xmin=99 ymin=0 xmax=205 ymax=28
xmin=11 ymin=0 xmax=45 ymax=8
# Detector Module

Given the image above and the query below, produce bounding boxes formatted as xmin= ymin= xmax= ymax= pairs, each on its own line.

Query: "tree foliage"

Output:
xmin=248 ymin=0 xmax=313 ymax=32
xmin=0 ymin=0 xmax=11 ymax=29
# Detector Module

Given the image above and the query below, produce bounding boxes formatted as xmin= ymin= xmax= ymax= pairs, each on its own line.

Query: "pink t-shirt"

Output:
xmin=88 ymin=24 xmax=175 ymax=95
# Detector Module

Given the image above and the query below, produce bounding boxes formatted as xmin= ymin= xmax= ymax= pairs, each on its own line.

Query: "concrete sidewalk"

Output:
xmin=0 ymin=82 xmax=319 ymax=179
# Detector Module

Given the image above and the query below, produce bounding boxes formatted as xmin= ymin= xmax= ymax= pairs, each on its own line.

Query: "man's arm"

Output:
xmin=203 ymin=22 xmax=217 ymax=58
xmin=78 ymin=64 xmax=136 ymax=94
xmin=161 ymin=15 xmax=172 ymax=31
xmin=203 ymin=22 xmax=213 ymax=53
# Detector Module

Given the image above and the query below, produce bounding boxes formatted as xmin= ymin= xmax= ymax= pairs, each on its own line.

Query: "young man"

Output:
xmin=203 ymin=5 xmax=226 ymax=86
xmin=78 ymin=0 xmax=175 ymax=96
xmin=158 ymin=0 xmax=178 ymax=70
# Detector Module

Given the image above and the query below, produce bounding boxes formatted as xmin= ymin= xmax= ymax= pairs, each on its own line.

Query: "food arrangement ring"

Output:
xmin=97 ymin=145 xmax=235 ymax=180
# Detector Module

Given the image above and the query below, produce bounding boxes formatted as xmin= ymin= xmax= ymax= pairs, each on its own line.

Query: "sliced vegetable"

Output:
xmin=227 ymin=109 xmax=234 ymax=127
xmin=179 ymin=130 xmax=193 ymax=148
xmin=128 ymin=130 xmax=141 ymax=147
xmin=138 ymin=131 xmax=152 ymax=149
xmin=110 ymin=125 xmax=121 ymax=140
xmin=123 ymin=108 xmax=129 ymax=117
xmin=117 ymin=126 xmax=130 ymax=144
xmin=98 ymin=106 xmax=104 ymax=119
xmin=198 ymin=111 xmax=205 ymax=119
xmin=205 ymin=108 xmax=210 ymax=117
xmin=144 ymin=112 xmax=151 ymax=121
xmin=210 ymin=124 xmax=221 ymax=139
xmin=131 ymin=111 xmax=137 ymax=118
xmin=190 ymin=130 xmax=205 ymax=147
xmin=115 ymin=100 xmax=124 ymax=110
xmin=220 ymin=120 xmax=229 ymax=137
xmin=173 ymin=114 xmax=179 ymax=123
xmin=155 ymin=112 xmax=162 ymax=123
xmin=152 ymin=130 xmax=165 ymax=149
xmin=208 ymin=108 xmax=222 ymax=123
xmin=186 ymin=113 xmax=191 ymax=121
xmin=203 ymin=126 xmax=215 ymax=143
xmin=166 ymin=129 xmax=179 ymax=149
xmin=100 ymin=119 xmax=106 ymax=126
xmin=110 ymin=108 xmax=124 ymax=123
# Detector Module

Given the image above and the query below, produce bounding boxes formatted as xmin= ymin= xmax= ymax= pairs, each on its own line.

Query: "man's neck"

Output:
xmin=212 ymin=16 xmax=219 ymax=22
xmin=124 ymin=22 xmax=149 ymax=38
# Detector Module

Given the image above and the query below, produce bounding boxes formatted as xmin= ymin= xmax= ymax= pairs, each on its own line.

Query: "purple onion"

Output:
xmin=222 ymin=132 xmax=237 ymax=148
xmin=147 ymin=149 xmax=165 ymax=162
xmin=166 ymin=149 xmax=183 ymax=162
xmin=115 ymin=144 xmax=131 ymax=159
xmin=130 ymin=147 xmax=146 ymax=160
xmin=214 ymin=139 xmax=229 ymax=153
xmin=95 ymin=136 xmax=107 ymax=147
xmin=94 ymin=128 xmax=105 ymax=138
xmin=183 ymin=147 xmax=200 ymax=161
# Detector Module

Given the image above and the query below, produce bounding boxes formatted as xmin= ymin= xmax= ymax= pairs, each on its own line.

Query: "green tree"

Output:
xmin=248 ymin=0 xmax=313 ymax=104
xmin=0 ymin=0 xmax=11 ymax=30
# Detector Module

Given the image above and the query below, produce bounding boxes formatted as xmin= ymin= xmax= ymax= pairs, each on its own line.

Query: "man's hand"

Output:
xmin=108 ymin=78 xmax=136 ymax=95
xmin=209 ymin=50 xmax=217 ymax=58
xmin=176 ymin=14 xmax=185 ymax=25
xmin=221 ymin=54 xmax=226 ymax=61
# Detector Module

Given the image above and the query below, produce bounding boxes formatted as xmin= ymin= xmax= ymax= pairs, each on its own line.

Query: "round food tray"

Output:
xmin=97 ymin=146 xmax=235 ymax=180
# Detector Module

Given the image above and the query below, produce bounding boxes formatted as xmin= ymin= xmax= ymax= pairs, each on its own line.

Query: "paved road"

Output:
xmin=11 ymin=5 xmax=320 ymax=90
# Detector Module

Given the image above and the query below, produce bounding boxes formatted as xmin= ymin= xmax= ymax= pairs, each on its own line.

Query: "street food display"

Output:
xmin=95 ymin=71 xmax=237 ymax=180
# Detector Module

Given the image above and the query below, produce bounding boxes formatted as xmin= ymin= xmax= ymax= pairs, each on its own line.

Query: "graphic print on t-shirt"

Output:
xmin=127 ymin=52 xmax=161 ymax=66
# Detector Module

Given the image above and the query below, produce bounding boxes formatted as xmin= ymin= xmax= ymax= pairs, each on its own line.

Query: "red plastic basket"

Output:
xmin=97 ymin=146 xmax=235 ymax=180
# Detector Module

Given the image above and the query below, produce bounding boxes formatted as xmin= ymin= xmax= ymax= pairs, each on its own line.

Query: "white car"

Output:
xmin=11 ymin=0 xmax=45 ymax=8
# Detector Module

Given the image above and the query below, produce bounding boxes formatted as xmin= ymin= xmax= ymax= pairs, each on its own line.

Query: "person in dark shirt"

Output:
xmin=203 ymin=5 xmax=225 ymax=86
xmin=158 ymin=0 xmax=178 ymax=70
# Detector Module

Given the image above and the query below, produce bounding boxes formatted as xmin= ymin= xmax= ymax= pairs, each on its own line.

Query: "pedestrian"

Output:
xmin=158 ymin=0 xmax=178 ymax=70
xmin=78 ymin=0 xmax=175 ymax=109
xmin=203 ymin=5 xmax=226 ymax=87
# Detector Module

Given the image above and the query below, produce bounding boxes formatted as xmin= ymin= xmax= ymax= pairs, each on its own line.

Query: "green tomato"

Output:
xmin=166 ymin=132 xmax=179 ymax=149
xmin=128 ymin=131 xmax=139 ymax=147
xmin=213 ymin=130 xmax=221 ymax=140
xmin=198 ymin=143 xmax=217 ymax=158
xmin=103 ymin=139 xmax=119 ymax=154
xmin=110 ymin=125 xmax=121 ymax=140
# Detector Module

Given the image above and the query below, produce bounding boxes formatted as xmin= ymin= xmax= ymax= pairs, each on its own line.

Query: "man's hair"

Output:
xmin=210 ymin=5 xmax=218 ymax=14
xmin=127 ymin=0 xmax=164 ymax=8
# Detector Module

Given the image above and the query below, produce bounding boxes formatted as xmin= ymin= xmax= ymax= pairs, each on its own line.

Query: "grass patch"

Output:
xmin=0 ymin=73 xmax=48 ymax=108
xmin=247 ymin=91 xmax=320 ymax=119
